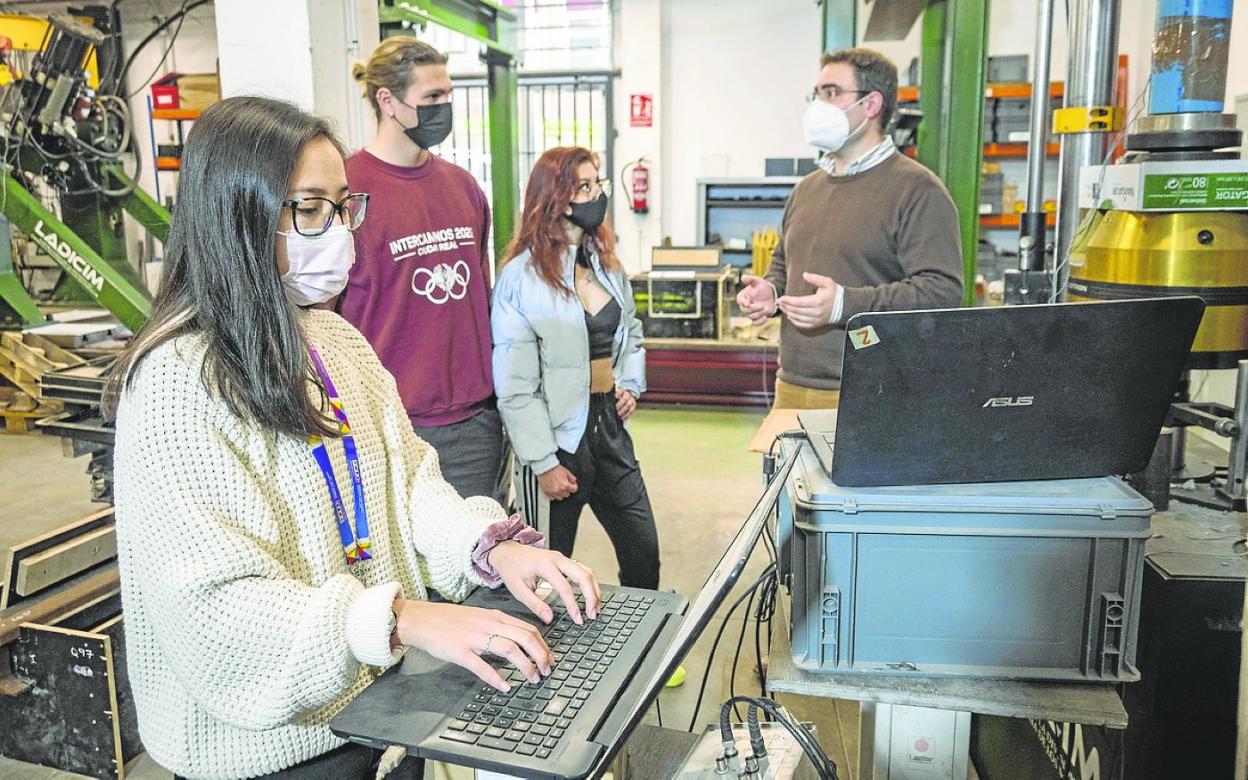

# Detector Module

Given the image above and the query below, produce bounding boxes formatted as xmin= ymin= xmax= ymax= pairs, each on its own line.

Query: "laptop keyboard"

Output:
xmin=439 ymin=590 xmax=654 ymax=756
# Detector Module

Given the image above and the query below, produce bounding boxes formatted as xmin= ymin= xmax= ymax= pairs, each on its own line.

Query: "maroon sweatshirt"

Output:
xmin=340 ymin=150 xmax=493 ymax=427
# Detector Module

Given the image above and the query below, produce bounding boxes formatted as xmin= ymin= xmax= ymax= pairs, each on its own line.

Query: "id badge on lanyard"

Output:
xmin=307 ymin=345 xmax=373 ymax=565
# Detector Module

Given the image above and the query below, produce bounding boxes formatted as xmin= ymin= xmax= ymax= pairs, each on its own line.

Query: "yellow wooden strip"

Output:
xmin=15 ymin=526 xmax=117 ymax=596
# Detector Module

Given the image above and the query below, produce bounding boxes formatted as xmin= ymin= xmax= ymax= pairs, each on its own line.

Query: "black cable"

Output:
xmin=729 ymin=588 xmax=756 ymax=721
xmin=109 ymin=0 xmax=198 ymax=92
xmin=685 ymin=564 xmax=777 ymax=733
xmin=125 ymin=0 xmax=193 ymax=99
xmin=760 ymin=520 xmax=777 ymax=562
xmin=718 ymin=695 xmax=837 ymax=779
xmin=654 ymin=696 xmax=662 ymax=728
xmin=110 ymin=0 xmax=212 ymax=97
xmin=746 ymin=703 xmax=766 ymax=757
xmin=754 ymin=590 xmax=765 ymax=694
xmin=754 ymin=571 xmax=778 ymax=698
xmin=767 ymin=428 xmax=805 ymax=457
xmin=69 ymin=130 xmax=142 ymax=198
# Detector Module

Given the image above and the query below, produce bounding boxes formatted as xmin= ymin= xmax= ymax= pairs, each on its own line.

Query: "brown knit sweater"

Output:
xmin=764 ymin=153 xmax=964 ymax=390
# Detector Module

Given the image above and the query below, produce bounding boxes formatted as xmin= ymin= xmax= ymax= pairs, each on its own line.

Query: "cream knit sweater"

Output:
xmin=113 ymin=310 xmax=504 ymax=779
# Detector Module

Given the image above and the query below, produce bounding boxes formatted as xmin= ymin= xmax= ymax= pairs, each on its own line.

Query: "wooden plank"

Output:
xmin=0 ymin=332 xmax=63 ymax=374
xmin=0 ymin=564 xmax=120 ymax=646
xmin=18 ymin=332 xmax=85 ymax=369
xmin=0 ymin=350 xmax=41 ymax=397
xmin=100 ymin=628 xmax=127 ymax=779
xmin=55 ymin=589 xmax=122 ymax=635
xmin=2 ymin=508 xmax=114 ymax=609
xmin=0 ymin=410 xmax=44 ymax=435
xmin=766 ymin=604 xmax=1129 ymax=728
xmin=16 ymin=526 xmax=117 ymax=596
xmin=98 ymin=618 xmax=142 ymax=769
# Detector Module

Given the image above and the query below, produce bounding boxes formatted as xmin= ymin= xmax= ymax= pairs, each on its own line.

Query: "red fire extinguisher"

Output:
xmin=622 ymin=158 xmax=649 ymax=214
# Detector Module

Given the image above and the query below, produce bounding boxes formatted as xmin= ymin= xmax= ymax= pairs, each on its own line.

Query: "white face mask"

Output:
xmin=278 ymin=223 xmax=355 ymax=306
xmin=802 ymin=94 xmax=869 ymax=153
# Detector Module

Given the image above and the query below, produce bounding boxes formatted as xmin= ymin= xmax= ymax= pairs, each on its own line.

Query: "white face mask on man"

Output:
xmin=278 ymin=223 xmax=355 ymax=306
xmin=802 ymin=94 xmax=870 ymax=153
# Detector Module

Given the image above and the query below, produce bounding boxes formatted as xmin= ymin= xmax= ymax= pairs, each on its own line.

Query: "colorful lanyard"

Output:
xmin=307 ymin=345 xmax=372 ymax=565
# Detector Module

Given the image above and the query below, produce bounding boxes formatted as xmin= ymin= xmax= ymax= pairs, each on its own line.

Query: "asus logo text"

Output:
xmin=982 ymin=396 xmax=1034 ymax=408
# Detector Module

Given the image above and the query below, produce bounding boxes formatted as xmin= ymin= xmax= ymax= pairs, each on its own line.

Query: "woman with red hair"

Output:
xmin=492 ymin=147 xmax=660 ymax=589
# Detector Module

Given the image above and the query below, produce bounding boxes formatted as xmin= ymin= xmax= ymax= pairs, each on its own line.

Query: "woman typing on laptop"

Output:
xmin=104 ymin=97 xmax=599 ymax=780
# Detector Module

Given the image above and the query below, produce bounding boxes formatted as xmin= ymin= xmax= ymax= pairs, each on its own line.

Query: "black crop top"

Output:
xmin=584 ymin=298 xmax=621 ymax=360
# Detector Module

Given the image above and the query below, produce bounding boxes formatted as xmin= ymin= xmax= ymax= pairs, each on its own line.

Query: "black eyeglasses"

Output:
xmin=281 ymin=193 xmax=370 ymax=236
xmin=807 ymin=85 xmax=868 ymax=103
xmin=573 ymin=178 xmax=611 ymax=202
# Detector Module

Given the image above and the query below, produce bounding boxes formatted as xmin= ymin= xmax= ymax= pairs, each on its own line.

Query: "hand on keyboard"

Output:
xmin=394 ymin=600 xmax=553 ymax=692
xmin=486 ymin=543 xmax=602 ymax=625
xmin=440 ymin=591 xmax=657 ymax=755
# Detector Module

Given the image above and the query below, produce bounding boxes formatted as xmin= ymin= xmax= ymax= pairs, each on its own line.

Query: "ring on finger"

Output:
xmin=483 ymin=632 xmax=498 ymax=656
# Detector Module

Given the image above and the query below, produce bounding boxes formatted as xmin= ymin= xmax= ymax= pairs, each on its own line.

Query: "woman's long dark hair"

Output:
xmin=103 ymin=96 xmax=343 ymax=439
xmin=502 ymin=146 xmax=618 ymax=294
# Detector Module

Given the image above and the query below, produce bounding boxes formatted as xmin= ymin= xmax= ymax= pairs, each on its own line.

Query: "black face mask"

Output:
xmin=566 ymin=193 xmax=609 ymax=233
xmin=395 ymin=100 xmax=453 ymax=149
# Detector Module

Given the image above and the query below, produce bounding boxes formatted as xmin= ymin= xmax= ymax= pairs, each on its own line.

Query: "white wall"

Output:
xmin=215 ymin=0 xmax=378 ymax=151
xmin=863 ymin=0 xmax=1070 ymax=86
xmin=612 ymin=0 xmax=664 ymax=275
xmin=308 ymin=0 xmax=380 ymax=151
xmin=659 ymin=0 xmax=820 ymax=249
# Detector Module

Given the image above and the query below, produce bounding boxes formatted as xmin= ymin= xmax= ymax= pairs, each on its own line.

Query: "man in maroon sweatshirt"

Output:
xmin=341 ymin=37 xmax=503 ymax=500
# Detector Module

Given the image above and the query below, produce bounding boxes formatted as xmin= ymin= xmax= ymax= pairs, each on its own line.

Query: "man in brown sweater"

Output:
xmin=738 ymin=49 xmax=964 ymax=410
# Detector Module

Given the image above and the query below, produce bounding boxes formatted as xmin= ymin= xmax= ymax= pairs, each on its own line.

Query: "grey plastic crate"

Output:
xmin=988 ymin=55 xmax=1030 ymax=83
xmin=779 ymin=439 xmax=1151 ymax=682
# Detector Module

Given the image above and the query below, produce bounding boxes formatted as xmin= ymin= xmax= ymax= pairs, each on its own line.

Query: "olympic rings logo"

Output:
xmin=411 ymin=260 xmax=471 ymax=304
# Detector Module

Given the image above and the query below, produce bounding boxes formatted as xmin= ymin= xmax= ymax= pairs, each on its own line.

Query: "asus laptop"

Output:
xmin=800 ymin=297 xmax=1204 ymax=487
xmin=330 ymin=449 xmax=800 ymax=779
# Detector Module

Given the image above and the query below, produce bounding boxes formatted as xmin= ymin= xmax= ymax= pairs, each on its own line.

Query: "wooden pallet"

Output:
xmin=0 ymin=332 xmax=85 ymax=400
xmin=0 ymin=407 xmax=46 ymax=435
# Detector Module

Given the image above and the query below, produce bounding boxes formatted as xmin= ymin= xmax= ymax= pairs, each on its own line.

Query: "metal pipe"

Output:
xmin=1020 ymin=0 xmax=1056 ymax=272
xmin=1228 ymin=359 xmax=1248 ymax=506
xmin=1054 ymin=0 xmax=1122 ymax=299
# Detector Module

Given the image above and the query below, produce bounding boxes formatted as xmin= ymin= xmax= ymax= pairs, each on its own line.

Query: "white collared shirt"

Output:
xmin=817 ymin=136 xmax=897 ymax=178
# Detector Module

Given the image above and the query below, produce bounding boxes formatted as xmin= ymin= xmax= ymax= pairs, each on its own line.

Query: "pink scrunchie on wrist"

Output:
xmin=472 ymin=513 xmax=546 ymax=586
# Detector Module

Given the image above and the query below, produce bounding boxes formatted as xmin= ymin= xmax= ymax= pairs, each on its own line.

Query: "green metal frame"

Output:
xmin=0 ymin=216 xmax=43 ymax=326
xmin=379 ymin=0 xmax=520 ymax=262
xmin=105 ymin=164 xmax=171 ymax=244
xmin=917 ymin=0 xmax=989 ymax=306
xmin=821 ymin=0 xmax=857 ymax=52
xmin=2 ymin=176 xmax=156 ymax=333
xmin=485 ymin=49 xmax=520 ymax=261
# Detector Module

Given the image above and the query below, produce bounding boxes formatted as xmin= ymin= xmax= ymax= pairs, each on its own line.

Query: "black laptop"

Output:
xmin=330 ymin=450 xmax=800 ymax=779
xmin=799 ymin=297 xmax=1204 ymax=487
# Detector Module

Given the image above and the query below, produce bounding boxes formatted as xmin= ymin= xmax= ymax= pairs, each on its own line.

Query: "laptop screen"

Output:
xmin=592 ymin=448 xmax=800 ymax=769
xmin=829 ymin=298 xmax=1205 ymax=486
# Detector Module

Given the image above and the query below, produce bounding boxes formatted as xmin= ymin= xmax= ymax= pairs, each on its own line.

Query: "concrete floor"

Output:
xmin=0 ymin=406 xmax=856 ymax=779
